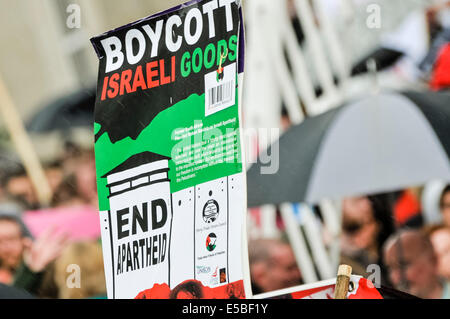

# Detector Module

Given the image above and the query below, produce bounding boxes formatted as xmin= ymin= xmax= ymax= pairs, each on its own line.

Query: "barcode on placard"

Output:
xmin=204 ymin=63 xmax=236 ymax=116
xmin=207 ymin=81 xmax=233 ymax=109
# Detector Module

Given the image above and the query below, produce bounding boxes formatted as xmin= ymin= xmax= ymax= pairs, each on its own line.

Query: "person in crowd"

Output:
xmin=340 ymin=195 xmax=395 ymax=286
xmin=248 ymin=238 xmax=302 ymax=294
xmin=439 ymin=185 xmax=450 ymax=227
xmin=0 ymin=207 xmax=68 ymax=295
xmin=0 ymin=161 xmax=65 ymax=211
xmin=0 ymin=152 xmax=20 ymax=203
xmin=53 ymin=241 xmax=106 ymax=299
xmin=0 ymin=207 xmax=33 ymax=284
xmin=424 ymin=225 xmax=450 ymax=282
xmin=56 ymin=147 xmax=97 ymax=208
xmin=0 ymin=166 xmax=39 ymax=210
xmin=50 ymin=174 xmax=85 ymax=208
xmin=383 ymin=228 xmax=450 ymax=299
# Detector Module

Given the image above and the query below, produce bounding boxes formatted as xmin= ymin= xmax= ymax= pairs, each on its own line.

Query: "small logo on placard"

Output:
xmin=196 ymin=266 xmax=211 ymax=274
xmin=206 ymin=233 xmax=217 ymax=252
xmin=203 ymin=199 xmax=219 ymax=223
xmin=210 ymin=267 xmax=219 ymax=285
xmin=219 ymin=268 xmax=227 ymax=283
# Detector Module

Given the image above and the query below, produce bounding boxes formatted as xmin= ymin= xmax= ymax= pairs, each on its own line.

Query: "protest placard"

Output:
xmin=91 ymin=0 xmax=246 ymax=299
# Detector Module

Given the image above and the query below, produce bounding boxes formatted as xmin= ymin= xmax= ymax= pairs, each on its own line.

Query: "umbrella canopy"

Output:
xmin=247 ymin=91 xmax=450 ymax=207
xmin=26 ymin=87 xmax=95 ymax=133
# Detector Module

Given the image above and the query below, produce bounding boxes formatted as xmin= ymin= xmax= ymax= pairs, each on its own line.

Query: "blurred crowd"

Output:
xmin=3 ymin=145 xmax=449 ymax=299
xmin=248 ymin=187 xmax=450 ymax=299
xmin=340 ymin=189 xmax=450 ymax=299
xmin=0 ymin=144 xmax=106 ymax=298
xmin=246 ymin=0 xmax=450 ymax=300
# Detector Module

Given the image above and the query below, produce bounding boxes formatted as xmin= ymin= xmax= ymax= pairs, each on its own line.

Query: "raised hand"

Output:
xmin=22 ymin=227 xmax=69 ymax=273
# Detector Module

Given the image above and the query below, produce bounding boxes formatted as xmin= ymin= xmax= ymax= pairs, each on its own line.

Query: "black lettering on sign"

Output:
xmin=152 ymin=234 xmax=159 ymax=265
xmin=133 ymin=241 xmax=140 ymax=270
xmin=132 ymin=202 xmax=148 ymax=234
xmin=121 ymin=243 xmax=126 ymax=273
xmin=152 ymin=199 xmax=168 ymax=230
xmin=126 ymin=242 xmax=133 ymax=272
xmin=117 ymin=245 xmax=122 ymax=275
xmin=116 ymin=199 xmax=168 ymax=240
xmin=161 ymin=233 xmax=167 ymax=262
xmin=115 ymin=233 xmax=169 ymax=275
xmin=117 ymin=208 xmax=129 ymax=240
xmin=146 ymin=236 xmax=152 ymax=266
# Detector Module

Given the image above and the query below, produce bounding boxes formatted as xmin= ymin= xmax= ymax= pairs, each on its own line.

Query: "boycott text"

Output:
xmin=100 ymin=0 xmax=236 ymax=73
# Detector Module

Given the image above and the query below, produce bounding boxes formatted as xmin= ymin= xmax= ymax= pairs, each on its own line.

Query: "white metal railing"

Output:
xmin=244 ymin=0 xmax=348 ymax=285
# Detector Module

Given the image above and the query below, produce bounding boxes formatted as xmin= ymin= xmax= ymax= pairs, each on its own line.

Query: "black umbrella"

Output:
xmin=247 ymin=91 xmax=450 ymax=207
xmin=351 ymin=47 xmax=404 ymax=76
xmin=26 ymin=87 xmax=95 ymax=133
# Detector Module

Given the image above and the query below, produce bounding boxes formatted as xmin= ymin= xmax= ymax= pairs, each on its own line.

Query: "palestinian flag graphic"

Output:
xmin=206 ymin=233 xmax=217 ymax=252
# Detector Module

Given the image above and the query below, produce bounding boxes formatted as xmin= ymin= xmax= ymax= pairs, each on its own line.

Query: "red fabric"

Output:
xmin=291 ymin=285 xmax=335 ymax=299
xmin=393 ymin=190 xmax=421 ymax=226
xmin=347 ymin=278 xmax=383 ymax=299
xmin=430 ymin=43 xmax=450 ymax=91
xmin=135 ymin=280 xmax=245 ymax=299
xmin=273 ymin=278 xmax=383 ymax=299
xmin=249 ymin=208 xmax=261 ymax=228
xmin=274 ymin=278 xmax=383 ymax=299
xmin=135 ymin=283 xmax=171 ymax=299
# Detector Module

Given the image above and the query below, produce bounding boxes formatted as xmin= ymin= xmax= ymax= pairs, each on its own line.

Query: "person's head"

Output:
xmin=425 ymin=225 xmax=450 ymax=281
xmin=1 ymin=166 xmax=38 ymax=210
xmin=383 ymin=229 xmax=440 ymax=298
xmin=74 ymin=151 xmax=97 ymax=204
xmin=1 ymin=162 xmax=63 ymax=210
xmin=51 ymin=174 xmax=84 ymax=207
xmin=439 ymin=185 xmax=450 ymax=227
xmin=0 ymin=155 xmax=22 ymax=202
xmin=44 ymin=162 xmax=64 ymax=195
xmin=0 ymin=210 xmax=31 ymax=271
xmin=342 ymin=196 xmax=379 ymax=252
xmin=169 ymin=280 xmax=204 ymax=299
xmin=342 ymin=195 xmax=395 ymax=255
xmin=248 ymin=238 xmax=302 ymax=293
xmin=54 ymin=241 xmax=106 ymax=299
xmin=62 ymin=148 xmax=97 ymax=205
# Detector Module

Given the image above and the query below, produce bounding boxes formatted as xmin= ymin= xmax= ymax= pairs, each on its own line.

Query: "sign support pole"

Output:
xmin=0 ymin=75 xmax=52 ymax=206
xmin=334 ymin=264 xmax=352 ymax=299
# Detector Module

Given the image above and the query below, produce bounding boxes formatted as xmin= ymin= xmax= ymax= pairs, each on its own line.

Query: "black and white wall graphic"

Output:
xmin=99 ymin=152 xmax=172 ymax=299
xmin=99 ymin=151 xmax=245 ymax=298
